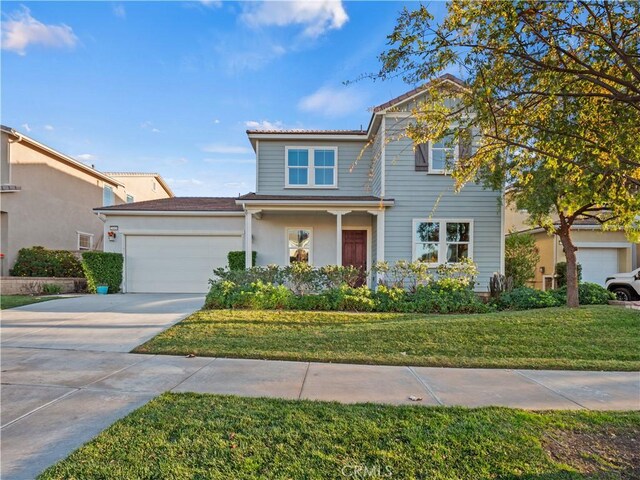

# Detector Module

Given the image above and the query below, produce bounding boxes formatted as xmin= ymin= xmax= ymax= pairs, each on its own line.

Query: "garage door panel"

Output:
xmin=125 ymin=235 xmax=241 ymax=293
xmin=576 ymin=247 xmax=619 ymax=286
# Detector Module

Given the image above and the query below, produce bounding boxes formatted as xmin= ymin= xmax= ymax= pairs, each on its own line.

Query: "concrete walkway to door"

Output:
xmin=2 ymin=295 xmax=639 ymax=479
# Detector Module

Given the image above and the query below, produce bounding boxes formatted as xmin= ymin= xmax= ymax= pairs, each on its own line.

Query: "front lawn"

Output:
xmin=39 ymin=393 xmax=640 ymax=479
xmin=0 ymin=295 xmax=58 ymax=310
xmin=134 ymin=305 xmax=640 ymax=371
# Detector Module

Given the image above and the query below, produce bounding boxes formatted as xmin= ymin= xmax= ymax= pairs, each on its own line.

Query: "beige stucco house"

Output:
xmin=0 ymin=125 xmax=172 ymax=275
xmin=505 ymin=203 xmax=639 ymax=289
xmin=103 ymin=172 xmax=173 ymax=203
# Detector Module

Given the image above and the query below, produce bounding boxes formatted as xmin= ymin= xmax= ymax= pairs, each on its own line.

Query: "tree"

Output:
xmin=372 ymin=0 xmax=640 ymax=307
xmin=505 ymin=232 xmax=540 ymax=287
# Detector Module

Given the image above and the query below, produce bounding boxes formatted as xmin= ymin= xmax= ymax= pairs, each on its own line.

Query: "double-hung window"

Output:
xmin=413 ymin=219 xmax=472 ymax=265
xmin=286 ymin=147 xmax=337 ymax=187
xmin=429 ymin=134 xmax=457 ymax=173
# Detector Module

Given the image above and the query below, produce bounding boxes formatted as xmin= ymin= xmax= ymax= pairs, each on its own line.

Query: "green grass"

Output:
xmin=0 ymin=295 xmax=58 ymax=309
xmin=39 ymin=393 xmax=640 ymax=479
xmin=134 ymin=305 xmax=640 ymax=371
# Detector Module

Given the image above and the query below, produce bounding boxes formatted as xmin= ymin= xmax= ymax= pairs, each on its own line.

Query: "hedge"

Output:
xmin=81 ymin=252 xmax=123 ymax=294
xmin=228 ymin=251 xmax=256 ymax=271
xmin=10 ymin=246 xmax=84 ymax=278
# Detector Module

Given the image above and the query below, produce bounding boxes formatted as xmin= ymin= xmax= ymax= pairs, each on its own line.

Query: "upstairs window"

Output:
xmin=287 ymin=149 xmax=309 ymax=186
xmin=126 ymin=194 xmax=134 ymax=203
xmin=286 ymin=147 xmax=337 ymax=187
xmin=103 ymin=185 xmax=114 ymax=206
xmin=429 ymin=134 xmax=457 ymax=173
xmin=413 ymin=219 xmax=472 ymax=265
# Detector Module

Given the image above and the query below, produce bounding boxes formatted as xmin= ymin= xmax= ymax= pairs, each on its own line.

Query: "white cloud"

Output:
xmin=298 ymin=86 xmax=365 ymax=117
xmin=112 ymin=4 xmax=126 ymax=18
xmin=213 ymin=119 xmax=220 ymax=124
xmin=241 ymin=0 xmax=348 ymax=38
xmin=76 ymin=153 xmax=96 ymax=161
xmin=166 ymin=178 xmax=204 ymax=187
xmin=244 ymin=120 xmax=284 ymax=131
xmin=140 ymin=121 xmax=160 ymax=133
xmin=199 ymin=0 xmax=222 ymax=8
xmin=44 ymin=124 xmax=54 ymax=131
xmin=201 ymin=144 xmax=252 ymax=154
xmin=165 ymin=157 xmax=188 ymax=166
xmin=1 ymin=6 xmax=78 ymax=55
xmin=21 ymin=123 xmax=31 ymax=132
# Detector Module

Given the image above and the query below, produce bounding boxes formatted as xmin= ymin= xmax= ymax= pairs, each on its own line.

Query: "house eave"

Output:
xmin=93 ymin=209 xmax=244 ymax=217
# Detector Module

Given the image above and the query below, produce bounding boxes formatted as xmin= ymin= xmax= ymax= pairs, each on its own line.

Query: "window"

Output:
xmin=103 ymin=185 xmax=114 ymax=206
xmin=429 ymin=134 xmax=457 ymax=172
xmin=286 ymin=147 xmax=337 ymax=187
xmin=126 ymin=194 xmax=134 ymax=203
xmin=413 ymin=219 xmax=472 ymax=264
xmin=287 ymin=228 xmax=312 ymax=265
xmin=152 ymin=181 xmax=157 ymax=192
xmin=77 ymin=232 xmax=93 ymax=250
xmin=287 ymin=149 xmax=309 ymax=186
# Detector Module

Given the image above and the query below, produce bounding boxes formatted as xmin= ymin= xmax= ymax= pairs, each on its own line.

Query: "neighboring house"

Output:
xmin=96 ymin=75 xmax=504 ymax=294
xmin=103 ymin=172 xmax=174 ymax=203
xmin=0 ymin=125 xmax=173 ymax=275
xmin=505 ymin=204 xmax=639 ymax=289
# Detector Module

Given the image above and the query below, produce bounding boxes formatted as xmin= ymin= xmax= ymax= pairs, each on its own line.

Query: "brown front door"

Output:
xmin=342 ymin=230 xmax=367 ymax=286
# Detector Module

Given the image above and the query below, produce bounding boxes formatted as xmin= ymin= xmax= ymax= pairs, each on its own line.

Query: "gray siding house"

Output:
xmin=97 ymin=75 xmax=504 ymax=293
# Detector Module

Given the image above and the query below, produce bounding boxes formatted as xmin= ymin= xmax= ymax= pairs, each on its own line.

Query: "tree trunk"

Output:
xmin=557 ymin=217 xmax=579 ymax=308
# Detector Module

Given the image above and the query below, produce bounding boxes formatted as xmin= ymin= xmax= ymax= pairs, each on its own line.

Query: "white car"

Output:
xmin=605 ymin=268 xmax=640 ymax=301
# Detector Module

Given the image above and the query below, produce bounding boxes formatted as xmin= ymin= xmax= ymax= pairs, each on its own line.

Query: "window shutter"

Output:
xmin=415 ymin=142 xmax=429 ymax=171
xmin=458 ymin=128 xmax=473 ymax=160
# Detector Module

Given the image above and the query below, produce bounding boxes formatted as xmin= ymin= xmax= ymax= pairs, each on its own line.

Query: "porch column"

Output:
xmin=335 ymin=212 xmax=343 ymax=266
xmin=368 ymin=209 xmax=385 ymax=286
xmin=328 ymin=210 xmax=351 ymax=266
xmin=244 ymin=210 xmax=252 ymax=268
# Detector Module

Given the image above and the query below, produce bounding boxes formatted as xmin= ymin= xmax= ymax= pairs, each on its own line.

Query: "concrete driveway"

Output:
xmin=1 ymin=294 xmax=204 ymax=352
xmin=1 ymin=294 xmax=204 ymax=479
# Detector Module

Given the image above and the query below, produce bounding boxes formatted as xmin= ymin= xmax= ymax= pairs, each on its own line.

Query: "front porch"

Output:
xmin=236 ymin=195 xmax=394 ymax=276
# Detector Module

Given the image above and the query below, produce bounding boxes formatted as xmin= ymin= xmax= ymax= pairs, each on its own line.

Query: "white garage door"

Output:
xmin=576 ymin=247 xmax=619 ymax=286
xmin=125 ymin=235 xmax=242 ymax=293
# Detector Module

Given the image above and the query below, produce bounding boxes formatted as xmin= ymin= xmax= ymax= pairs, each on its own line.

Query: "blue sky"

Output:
xmin=2 ymin=1 xmax=449 ymax=196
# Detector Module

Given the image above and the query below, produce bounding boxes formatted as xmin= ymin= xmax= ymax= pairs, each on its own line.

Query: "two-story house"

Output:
xmin=96 ymin=75 xmax=504 ymax=294
xmin=0 ymin=125 xmax=173 ymax=275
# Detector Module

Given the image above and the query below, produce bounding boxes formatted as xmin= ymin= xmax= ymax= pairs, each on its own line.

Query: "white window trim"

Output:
xmin=77 ymin=231 xmax=94 ymax=250
xmin=285 ymin=227 xmax=314 ymax=266
xmin=427 ymin=138 xmax=458 ymax=175
xmin=284 ymin=146 xmax=338 ymax=188
xmin=412 ymin=218 xmax=474 ymax=266
xmin=126 ymin=194 xmax=135 ymax=203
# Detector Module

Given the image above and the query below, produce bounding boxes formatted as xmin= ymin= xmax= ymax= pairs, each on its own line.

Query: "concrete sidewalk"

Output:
xmin=2 ymin=347 xmax=639 ymax=479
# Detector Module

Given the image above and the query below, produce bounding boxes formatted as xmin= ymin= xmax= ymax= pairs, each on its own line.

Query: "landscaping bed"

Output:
xmin=39 ymin=393 xmax=640 ymax=479
xmin=134 ymin=305 xmax=640 ymax=371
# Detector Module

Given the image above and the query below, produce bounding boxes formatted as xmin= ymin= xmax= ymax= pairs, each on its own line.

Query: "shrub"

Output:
xmin=292 ymin=294 xmax=332 ymax=311
xmin=412 ymin=282 xmax=490 ymax=314
xmin=228 ymin=251 xmax=256 ymax=271
xmin=551 ymin=282 xmax=614 ymax=305
xmin=373 ymin=285 xmax=409 ymax=312
xmin=285 ymin=262 xmax=322 ymax=295
xmin=319 ymin=265 xmax=363 ymax=289
xmin=505 ymin=232 xmax=539 ymax=287
xmin=238 ymin=282 xmax=293 ymax=310
xmin=498 ymin=287 xmax=561 ymax=310
xmin=326 ymin=285 xmax=375 ymax=312
xmin=205 ymin=280 xmax=239 ymax=309
xmin=555 ymin=261 xmax=582 ymax=287
xmin=42 ymin=283 xmax=63 ymax=294
xmin=81 ymin=252 xmax=123 ymax=294
xmin=10 ymin=246 xmax=83 ymax=278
